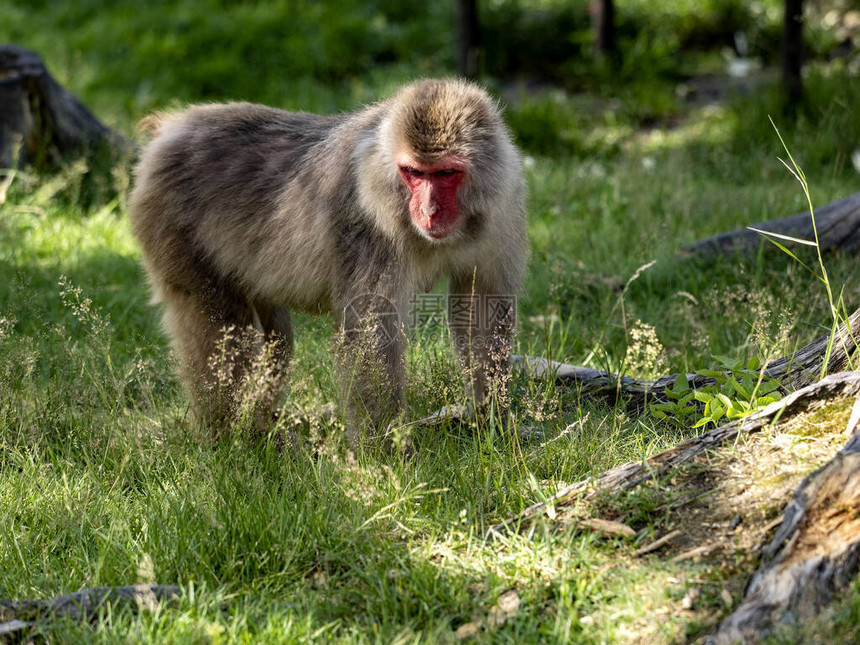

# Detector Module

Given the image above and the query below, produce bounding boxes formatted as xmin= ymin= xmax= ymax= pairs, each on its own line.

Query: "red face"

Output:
xmin=397 ymin=155 xmax=467 ymax=240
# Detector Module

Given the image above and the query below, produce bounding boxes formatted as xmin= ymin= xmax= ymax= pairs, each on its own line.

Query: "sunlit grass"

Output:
xmin=2 ymin=1 xmax=860 ymax=637
xmin=2 ymin=107 xmax=857 ymax=636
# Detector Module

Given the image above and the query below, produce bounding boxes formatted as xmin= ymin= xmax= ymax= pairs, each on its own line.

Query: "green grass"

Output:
xmin=3 ymin=0 xmax=860 ymax=641
xmin=0 ymin=143 xmax=694 ymax=644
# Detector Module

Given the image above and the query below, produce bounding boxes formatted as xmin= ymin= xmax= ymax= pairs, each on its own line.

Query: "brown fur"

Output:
xmin=129 ymin=79 xmax=528 ymax=443
xmin=136 ymin=112 xmax=170 ymax=137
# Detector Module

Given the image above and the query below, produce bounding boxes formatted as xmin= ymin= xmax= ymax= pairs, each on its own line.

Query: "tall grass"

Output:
xmin=749 ymin=119 xmax=858 ymax=379
xmin=1 ymin=1 xmax=860 ymax=639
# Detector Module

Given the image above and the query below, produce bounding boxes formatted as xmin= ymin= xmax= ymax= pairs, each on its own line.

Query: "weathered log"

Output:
xmin=0 ymin=45 xmax=126 ymax=169
xmin=488 ymin=370 xmax=860 ymax=535
xmin=512 ymin=306 xmax=860 ymax=405
xmin=0 ymin=584 xmax=181 ymax=638
xmin=706 ymin=394 xmax=860 ymax=644
xmin=416 ymin=307 xmax=858 ymax=432
xmin=681 ymin=190 xmax=860 ymax=257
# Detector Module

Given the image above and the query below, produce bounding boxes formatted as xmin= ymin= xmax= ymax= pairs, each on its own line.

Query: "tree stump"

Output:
xmin=707 ymin=394 xmax=860 ymax=643
xmin=0 ymin=45 xmax=125 ymax=170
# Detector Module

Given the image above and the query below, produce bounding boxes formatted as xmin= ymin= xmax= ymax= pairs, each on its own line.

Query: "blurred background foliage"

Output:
xmin=3 ymin=0 xmax=860 ymax=371
xmin=4 ymin=5 xmax=860 ymax=641
xmin=5 ymin=0 xmax=859 ymax=131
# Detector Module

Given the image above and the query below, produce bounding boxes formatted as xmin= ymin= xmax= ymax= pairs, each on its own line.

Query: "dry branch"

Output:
xmin=634 ymin=529 xmax=681 ymax=556
xmin=512 ymin=306 xmax=860 ymax=405
xmin=0 ymin=44 xmax=127 ymax=169
xmin=706 ymin=394 xmax=860 ymax=644
xmin=681 ymin=190 xmax=860 ymax=257
xmin=0 ymin=584 xmax=181 ymax=638
xmin=489 ymin=371 xmax=860 ymax=535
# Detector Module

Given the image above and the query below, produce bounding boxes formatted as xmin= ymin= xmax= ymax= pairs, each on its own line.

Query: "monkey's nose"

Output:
xmin=420 ymin=203 xmax=437 ymax=217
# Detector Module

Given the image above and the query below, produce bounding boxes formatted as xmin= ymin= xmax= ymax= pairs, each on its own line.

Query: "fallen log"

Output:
xmin=488 ymin=370 xmax=860 ymax=535
xmin=680 ymin=190 xmax=860 ymax=257
xmin=706 ymin=394 xmax=860 ymax=644
xmin=512 ymin=306 xmax=860 ymax=406
xmin=0 ymin=45 xmax=127 ymax=170
xmin=0 ymin=584 xmax=181 ymax=638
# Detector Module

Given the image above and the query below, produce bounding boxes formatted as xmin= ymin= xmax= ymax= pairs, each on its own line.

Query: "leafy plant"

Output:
xmin=651 ymin=355 xmax=782 ymax=429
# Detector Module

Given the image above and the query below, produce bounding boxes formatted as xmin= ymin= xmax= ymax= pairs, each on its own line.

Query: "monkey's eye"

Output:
xmin=400 ymin=166 xmax=424 ymax=178
xmin=434 ymin=169 xmax=461 ymax=177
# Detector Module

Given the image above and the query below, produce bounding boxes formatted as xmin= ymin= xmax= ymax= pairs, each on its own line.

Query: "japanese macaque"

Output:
xmin=129 ymin=78 xmax=528 ymax=444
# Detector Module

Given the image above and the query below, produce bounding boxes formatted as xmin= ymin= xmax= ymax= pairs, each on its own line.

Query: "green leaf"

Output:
xmin=693 ymin=390 xmax=714 ymax=404
xmin=713 ymin=355 xmax=742 ymax=370
xmin=734 ymin=377 xmax=752 ymax=401
xmin=757 ymin=380 xmax=781 ymax=395
xmin=710 ymin=404 xmax=726 ymax=424
xmin=715 ymin=393 xmax=734 ymax=410
xmin=677 ymin=392 xmax=696 ymax=407
xmin=671 ymin=373 xmax=690 ymax=396
xmin=696 ymin=370 xmax=725 ymax=379
xmin=740 ymin=374 xmax=755 ymax=397
xmin=726 ymin=402 xmax=751 ymax=419
xmin=651 ymin=403 xmax=676 ymax=414
xmin=747 ymin=226 xmax=817 ymax=246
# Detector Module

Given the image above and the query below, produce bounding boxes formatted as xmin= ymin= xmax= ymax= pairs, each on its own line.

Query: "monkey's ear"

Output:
xmin=137 ymin=112 xmax=171 ymax=139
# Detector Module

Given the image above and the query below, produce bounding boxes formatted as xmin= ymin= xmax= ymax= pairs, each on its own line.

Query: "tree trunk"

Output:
xmin=706 ymin=395 xmax=860 ymax=644
xmin=456 ymin=0 xmax=481 ymax=79
xmin=592 ymin=0 xmax=616 ymax=61
xmin=782 ymin=0 xmax=804 ymax=111
xmin=0 ymin=44 xmax=126 ymax=170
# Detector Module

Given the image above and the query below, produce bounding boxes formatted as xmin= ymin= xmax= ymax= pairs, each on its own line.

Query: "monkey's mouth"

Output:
xmin=413 ymin=216 xmax=461 ymax=241
xmin=428 ymin=230 xmax=453 ymax=239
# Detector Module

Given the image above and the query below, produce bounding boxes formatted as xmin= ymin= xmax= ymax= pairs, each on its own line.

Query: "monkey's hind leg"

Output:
xmin=251 ymin=302 xmax=295 ymax=418
xmin=158 ymin=288 xmax=241 ymax=432
xmin=159 ymin=286 xmax=285 ymax=435
xmin=253 ymin=302 xmax=294 ymax=375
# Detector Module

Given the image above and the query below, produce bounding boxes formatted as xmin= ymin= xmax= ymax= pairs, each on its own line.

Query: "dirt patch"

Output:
xmin=661 ymin=398 xmax=852 ymax=561
xmin=566 ymin=397 xmax=855 ymax=643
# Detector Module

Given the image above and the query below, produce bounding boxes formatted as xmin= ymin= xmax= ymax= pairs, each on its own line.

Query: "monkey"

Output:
xmin=128 ymin=78 xmax=528 ymax=445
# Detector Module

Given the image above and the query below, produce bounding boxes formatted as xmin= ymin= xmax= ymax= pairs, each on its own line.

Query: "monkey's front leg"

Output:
xmin=449 ymin=275 xmax=518 ymax=426
xmin=337 ymin=291 xmax=407 ymax=446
